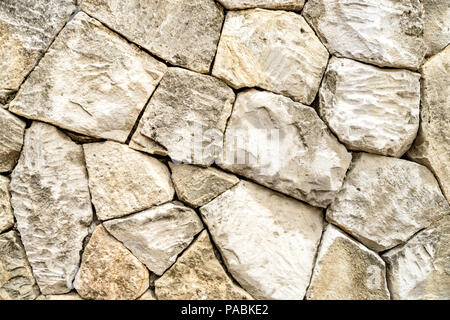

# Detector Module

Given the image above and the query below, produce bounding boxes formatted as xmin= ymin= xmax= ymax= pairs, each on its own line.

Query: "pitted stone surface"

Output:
xmin=423 ymin=0 xmax=450 ymax=56
xmin=217 ymin=0 xmax=304 ymax=10
xmin=0 ymin=176 xmax=14 ymax=234
xmin=0 ymin=108 xmax=26 ymax=173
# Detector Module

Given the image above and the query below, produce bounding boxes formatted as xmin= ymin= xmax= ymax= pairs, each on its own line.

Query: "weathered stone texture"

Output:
xmin=0 ymin=176 xmax=14 ymax=234
xmin=37 ymin=292 xmax=83 ymax=300
xmin=423 ymin=0 xmax=450 ymax=56
xmin=0 ymin=108 xmax=26 ymax=173
xmin=217 ymin=0 xmax=304 ymax=10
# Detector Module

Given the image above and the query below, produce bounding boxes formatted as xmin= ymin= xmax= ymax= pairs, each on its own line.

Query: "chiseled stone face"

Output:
xmin=0 ymin=176 xmax=14 ymax=234
xmin=307 ymin=225 xmax=390 ymax=300
xmin=10 ymin=122 xmax=93 ymax=294
xmin=319 ymin=57 xmax=420 ymax=157
xmin=217 ymin=0 xmax=304 ymax=10
xmin=408 ymin=46 xmax=450 ymax=202
xmin=155 ymin=230 xmax=253 ymax=300
xmin=422 ymin=0 xmax=450 ymax=56
xmin=219 ymin=89 xmax=351 ymax=208
xmin=79 ymin=0 xmax=224 ymax=73
xmin=83 ymin=141 xmax=174 ymax=221
xmin=212 ymin=9 xmax=328 ymax=105
xmin=383 ymin=215 xmax=450 ymax=300
xmin=327 ymin=153 xmax=450 ymax=252
xmin=9 ymin=12 xmax=166 ymax=143
xmin=0 ymin=108 xmax=26 ymax=173
xmin=200 ymin=181 xmax=324 ymax=300
xmin=0 ymin=0 xmax=76 ymax=102
xmin=74 ymin=225 xmax=149 ymax=300
xmin=303 ymin=0 xmax=427 ymax=69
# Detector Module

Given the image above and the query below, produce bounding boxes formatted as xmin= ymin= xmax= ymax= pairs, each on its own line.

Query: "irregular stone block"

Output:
xmin=0 ymin=176 xmax=14 ymax=234
xmin=423 ymin=0 xmax=450 ymax=56
xmin=212 ymin=9 xmax=328 ymax=105
xmin=10 ymin=122 xmax=93 ymax=294
xmin=74 ymin=225 xmax=149 ymax=300
xmin=219 ymin=89 xmax=351 ymax=208
xmin=103 ymin=202 xmax=203 ymax=276
xmin=79 ymin=0 xmax=224 ymax=73
xmin=327 ymin=153 xmax=450 ymax=252
xmin=9 ymin=12 xmax=166 ymax=143
xmin=200 ymin=181 xmax=324 ymax=300
xmin=83 ymin=141 xmax=174 ymax=221
xmin=319 ymin=57 xmax=420 ymax=157
xmin=303 ymin=0 xmax=427 ymax=69
xmin=217 ymin=0 xmax=304 ymax=10
xmin=0 ymin=108 xmax=26 ymax=172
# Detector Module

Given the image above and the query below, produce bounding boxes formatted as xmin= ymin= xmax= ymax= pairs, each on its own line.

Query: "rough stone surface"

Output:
xmin=139 ymin=68 xmax=235 ymax=165
xmin=83 ymin=141 xmax=174 ymax=221
xmin=303 ymin=0 xmax=427 ymax=69
xmin=0 ymin=231 xmax=39 ymax=300
xmin=74 ymin=225 xmax=149 ymax=300
xmin=155 ymin=230 xmax=253 ymax=300
xmin=79 ymin=0 xmax=223 ymax=73
xmin=138 ymin=290 xmax=157 ymax=300
xmin=0 ymin=176 xmax=14 ymax=234
xmin=129 ymin=116 xmax=167 ymax=156
xmin=217 ymin=0 xmax=304 ymax=10
xmin=327 ymin=153 xmax=450 ymax=252
xmin=37 ymin=292 xmax=83 ymax=300
xmin=213 ymin=9 xmax=328 ymax=105
xmin=0 ymin=0 xmax=76 ymax=101
xmin=200 ymin=181 xmax=324 ymax=300
xmin=9 ymin=12 xmax=166 ymax=143
xmin=383 ymin=215 xmax=450 ymax=300
xmin=307 ymin=225 xmax=390 ymax=300
xmin=0 ymin=108 xmax=26 ymax=173
xmin=423 ymin=0 xmax=450 ymax=56
xmin=219 ymin=89 xmax=351 ymax=208
xmin=9 ymin=122 xmax=93 ymax=294
xmin=408 ymin=46 xmax=450 ymax=202
xmin=319 ymin=57 xmax=420 ymax=157
xmin=104 ymin=202 xmax=203 ymax=276
xmin=169 ymin=163 xmax=239 ymax=208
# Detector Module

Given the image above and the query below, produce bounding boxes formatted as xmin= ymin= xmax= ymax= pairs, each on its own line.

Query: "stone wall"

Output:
xmin=1 ymin=0 xmax=449 ymax=300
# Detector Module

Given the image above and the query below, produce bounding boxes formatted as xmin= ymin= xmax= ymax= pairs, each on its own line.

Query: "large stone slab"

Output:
xmin=383 ymin=215 xmax=450 ymax=300
xmin=0 ymin=108 xmax=26 ymax=172
xmin=103 ymin=202 xmax=203 ymax=276
xmin=74 ymin=225 xmax=149 ymax=300
xmin=79 ymin=0 xmax=224 ymax=73
xmin=423 ymin=0 xmax=450 ymax=56
xmin=307 ymin=225 xmax=390 ymax=300
xmin=10 ymin=122 xmax=93 ymax=294
xmin=408 ymin=46 xmax=450 ymax=202
xmin=138 ymin=68 xmax=235 ymax=165
xmin=0 ymin=176 xmax=14 ymax=233
xmin=200 ymin=181 xmax=324 ymax=300
xmin=155 ymin=230 xmax=253 ymax=300
xmin=319 ymin=57 xmax=420 ymax=157
xmin=0 ymin=0 xmax=76 ymax=102
xmin=83 ymin=141 xmax=174 ymax=221
xmin=0 ymin=231 xmax=39 ymax=300
xmin=9 ymin=12 xmax=166 ymax=143
xmin=219 ymin=89 xmax=351 ymax=208
xmin=327 ymin=153 xmax=450 ymax=252
xmin=303 ymin=0 xmax=427 ymax=69
xmin=217 ymin=0 xmax=304 ymax=10
xmin=212 ymin=9 xmax=328 ymax=105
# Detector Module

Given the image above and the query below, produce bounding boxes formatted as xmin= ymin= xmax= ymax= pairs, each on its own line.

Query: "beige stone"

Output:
xmin=217 ymin=0 xmax=304 ymax=10
xmin=138 ymin=290 xmax=157 ymax=300
xmin=9 ymin=12 xmax=166 ymax=143
xmin=0 ymin=108 xmax=26 ymax=172
xmin=79 ymin=0 xmax=223 ymax=73
xmin=169 ymin=163 xmax=239 ymax=208
xmin=37 ymin=292 xmax=83 ymax=300
xmin=307 ymin=225 xmax=390 ymax=300
xmin=423 ymin=0 xmax=450 ymax=56
xmin=213 ymin=9 xmax=328 ymax=105
xmin=74 ymin=225 xmax=149 ymax=300
xmin=327 ymin=153 xmax=450 ymax=252
xmin=0 ymin=176 xmax=14 ymax=233
xmin=83 ymin=141 xmax=174 ymax=221
xmin=155 ymin=231 xmax=253 ymax=300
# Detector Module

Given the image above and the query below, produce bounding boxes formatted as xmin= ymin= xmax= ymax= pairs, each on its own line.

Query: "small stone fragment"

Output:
xmin=10 ymin=122 xmax=93 ymax=294
xmin=423 ymin=0 xmax=450 ymax=56
xmin=217 ymin=0 xmax=304 ymax=10
xmin=0 ymin=108 xmax=26 ymax=172
xmin=37 ymin=292 xmax=83 ymax=300
xmin=303 ymin=0 xmax=427 ymax=69
xmin=169 ymin=163 xmax=239 ymax=208
xmin=383 ymin=215 xmax=450 ymax=300
xmin=74 ymin=225 xmax=149 ymax=300
xmin=139 ymin=68 xmax=235 ymax=165
xmin=83 ymin=141 xmax=174 ymax=221
xmin=0 ymin=176 xmax=14 ymax=233
xmin=129 ymin=115 xmax=167 ymax=156
xmin=319 ymin=57 xmax=420 ymax=157
xmin=219 ymin=89 xmax=351 ymax=208
xmin=103 ymin=202 xmax=203 ymax=276
xmin=9 ymin=12 xmax=166 ymax=143
xmin=212 ymin=9 xmax=328 ymax=105
xmin=79 ymin=0 xmax=224 ymax=73
xmin=307 ymin=225 xmax=390 ymax=300
xmin=0 ymin=231 xmax=40 ymax=300
xmin=408 ymin=46 xmax=450 ymax=202
xmin=200 ymin=181 xmax=324 ymax=300
xmin=327 ymin=153 xmax=450 ymax=252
